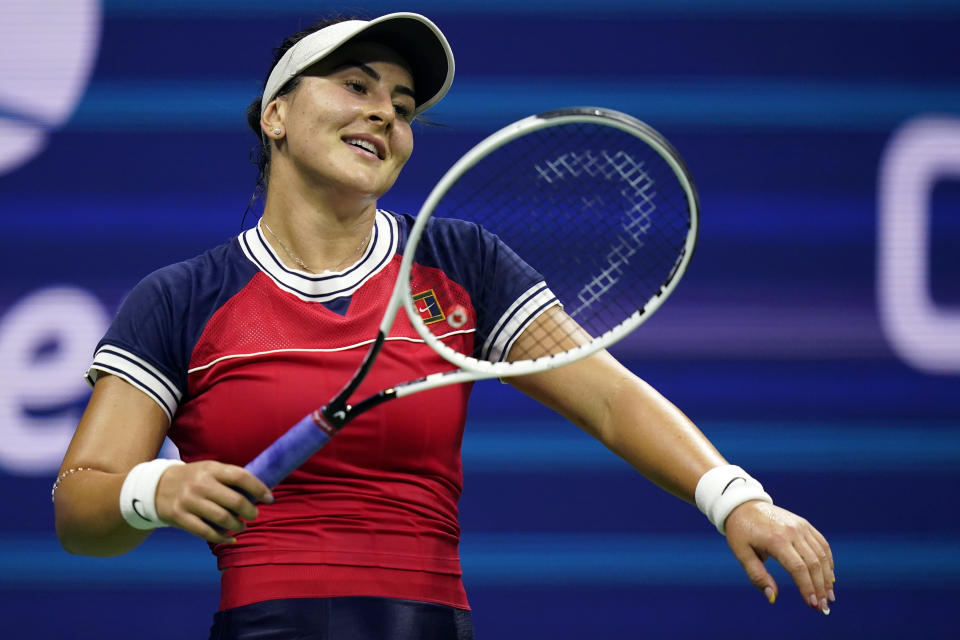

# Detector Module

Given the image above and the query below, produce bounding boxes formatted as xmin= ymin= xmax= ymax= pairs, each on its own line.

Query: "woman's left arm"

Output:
xmin=507 ymin=321 xmax=835 ymax=613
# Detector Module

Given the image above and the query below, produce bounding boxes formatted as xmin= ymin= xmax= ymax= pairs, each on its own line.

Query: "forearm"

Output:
xmin=589 ymin=370 xmax=726 ymax=503
xmin=54 ymin=469 xmax=152 ymax=557
xmin=56 ymin=375 xmax=172 ymax=556
xmin=512 ymin=346 xmax=837 ymax=613
xmin=512 ymin=352 xmax=726 ymax=503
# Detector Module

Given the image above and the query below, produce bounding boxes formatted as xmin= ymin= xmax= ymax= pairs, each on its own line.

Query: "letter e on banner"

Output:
xmin=0 ymin=287 xmax=109 ymax=474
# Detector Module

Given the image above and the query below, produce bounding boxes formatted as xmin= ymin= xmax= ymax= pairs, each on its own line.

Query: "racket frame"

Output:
xmin=394 ymin=107 xmax=700 ymax=391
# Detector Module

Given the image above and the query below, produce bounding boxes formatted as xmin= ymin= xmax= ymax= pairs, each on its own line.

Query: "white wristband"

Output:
xmin=119 ymin=459 xmax=185 ymax=530
xmin=695 ymin=464 xmax=773 ymax=535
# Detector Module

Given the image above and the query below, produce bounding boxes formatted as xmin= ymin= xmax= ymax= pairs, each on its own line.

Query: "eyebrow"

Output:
xmin=339 ymin=60 xmax=416 ymax=100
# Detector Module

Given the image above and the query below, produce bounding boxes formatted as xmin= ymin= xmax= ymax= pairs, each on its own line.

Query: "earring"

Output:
xmin=273 ymin=128 xmax=283 ymax=137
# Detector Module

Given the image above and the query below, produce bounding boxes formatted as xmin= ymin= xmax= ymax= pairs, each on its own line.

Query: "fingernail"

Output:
xmin=808 ymin=594 xmax=819 ymax=609
xmin=764 ymin=586 xmax=776 ymax=604
xmin=264 ymin=492 xmax=275 ymax=504
xmin=820 ymin=598 xmax=830 ymax=615
xmin=828 ymin=589 xmax=836 ymax=603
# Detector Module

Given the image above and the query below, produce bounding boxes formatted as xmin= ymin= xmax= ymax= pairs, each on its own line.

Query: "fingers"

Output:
xmin=786 ymin=535 xmax=830 ymax=614
xmin=201 ymin=481 xmax=258 ymax=528
xmin=228 ymin=468 xmax=275 ymax=507
xmin=776 ymin=524 xmax=835 ymax=615
xmin=179 ymin=501 xmax=262 ymax=545
xmin=728 ymin=539 xmax=779 ymax=604
xmin=806 ymin=529 xmax=836 ymax=607
xmin=724 ymin=502 xmax=836 ymax=615
xmin=810 ymin=527 xmax=837 ymax=588
xmin=155 ymin=461 xmax=273 ymax=544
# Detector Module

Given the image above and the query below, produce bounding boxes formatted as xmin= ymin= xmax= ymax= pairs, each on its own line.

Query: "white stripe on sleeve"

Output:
xmin=86 ymin=346 xmax=181 ymax=420
xmin=483 ymin=283 xmax=560 ymax=363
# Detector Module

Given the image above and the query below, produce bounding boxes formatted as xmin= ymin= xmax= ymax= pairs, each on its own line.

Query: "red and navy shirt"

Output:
xmin=86 ymin=210 xmax=555 ymax=609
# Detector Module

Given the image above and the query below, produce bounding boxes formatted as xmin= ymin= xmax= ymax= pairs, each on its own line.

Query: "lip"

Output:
xmin=342 ymin=133 xmax=386 ymax=160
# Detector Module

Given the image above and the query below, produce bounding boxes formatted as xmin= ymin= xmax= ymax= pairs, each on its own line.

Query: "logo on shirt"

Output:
xmin=447 ymin=305 xmax=468 ymax=329
xmin=412 ymin=289 xmax=445 ymax=325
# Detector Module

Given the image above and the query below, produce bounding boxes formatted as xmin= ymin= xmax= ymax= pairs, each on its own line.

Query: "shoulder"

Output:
xmin=383 ymin=209 xmax=481 ymax=235
xmin=105 ymin=234 xmax=255 ymax=364
xmin=142 ymin=236 xmax=241 ymax=287
xmin=384 ymin=209 xmax=489 ymax=256
xmin=88 ymin=236 xmax=253 ymax=418
xmin=127 ymin=236 xmax=249 ymax=305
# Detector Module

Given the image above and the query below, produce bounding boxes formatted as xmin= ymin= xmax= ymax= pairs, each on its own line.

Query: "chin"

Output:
xmin=344 ymin=172 xmax=401 ymax=199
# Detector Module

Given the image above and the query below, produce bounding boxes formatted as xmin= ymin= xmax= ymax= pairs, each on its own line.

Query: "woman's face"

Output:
xmin=272 ymin=41 xmax=417 ymax=199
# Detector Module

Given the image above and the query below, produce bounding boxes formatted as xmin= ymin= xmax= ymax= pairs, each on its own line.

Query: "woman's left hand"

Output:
xmin=723 ymin=500 xmax=835 ymax=614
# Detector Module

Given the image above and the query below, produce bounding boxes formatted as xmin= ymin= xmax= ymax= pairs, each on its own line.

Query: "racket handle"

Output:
xmin=244 ymin=412 xmax=334 ymax=489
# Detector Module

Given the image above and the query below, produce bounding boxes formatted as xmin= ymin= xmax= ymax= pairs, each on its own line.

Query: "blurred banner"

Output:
xmin=2 ymin=1 xmax=958 ymax=638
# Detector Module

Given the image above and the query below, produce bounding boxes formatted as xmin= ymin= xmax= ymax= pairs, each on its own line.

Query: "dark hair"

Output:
xmin=243 ymin=16 xmax=360 ymax=220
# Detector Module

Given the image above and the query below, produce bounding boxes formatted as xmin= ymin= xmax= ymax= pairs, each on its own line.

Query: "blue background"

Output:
xmin=2 ymin=1 xmax=959 ymax=638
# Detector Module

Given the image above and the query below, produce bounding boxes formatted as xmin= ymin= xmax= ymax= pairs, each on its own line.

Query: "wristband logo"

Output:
xmin=131 ymin=498 xmax=152 ymax=522
xmin=0 ymin=0 xmax=101 ymax=176
xmin=721 ymin=477 xmax=746 ymax=495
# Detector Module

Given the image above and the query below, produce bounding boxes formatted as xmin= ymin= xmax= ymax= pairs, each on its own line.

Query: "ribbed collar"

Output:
xmin=239 ymin=210 xmax=399 ymax=303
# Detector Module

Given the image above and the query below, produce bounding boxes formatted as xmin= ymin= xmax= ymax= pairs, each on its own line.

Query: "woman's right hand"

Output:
xmin=155 ymin=461 xmax=274 ymax=544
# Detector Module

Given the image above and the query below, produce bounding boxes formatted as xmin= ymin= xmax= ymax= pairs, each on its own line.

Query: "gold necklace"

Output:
xmin=262 ymin=220 xmax=370 ymax=274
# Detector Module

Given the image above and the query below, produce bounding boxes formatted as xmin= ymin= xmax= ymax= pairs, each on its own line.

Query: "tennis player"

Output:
xmin=53 ymin=12 xmax=835 ymax=639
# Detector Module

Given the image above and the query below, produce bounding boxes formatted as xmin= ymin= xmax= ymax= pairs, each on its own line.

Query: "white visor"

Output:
xmin=260 ymin=12 xmax=454 ymax=118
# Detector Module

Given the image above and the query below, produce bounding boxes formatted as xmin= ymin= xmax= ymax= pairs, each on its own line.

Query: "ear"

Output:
xmin=260 ymin=98 xmax=286 ymax=141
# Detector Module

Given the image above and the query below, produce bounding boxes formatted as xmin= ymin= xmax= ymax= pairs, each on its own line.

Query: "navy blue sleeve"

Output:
xmin=408 ymin=215 xmax=559 ymax=361
xmin=85 ymin=238 xmax=254 ymax=419
xmin=86 ymin=261 xmax=194 ymax=420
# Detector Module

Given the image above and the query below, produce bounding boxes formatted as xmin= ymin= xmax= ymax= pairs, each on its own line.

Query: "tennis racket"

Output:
xmin=245 ymin=106 xmax=699 ymax=489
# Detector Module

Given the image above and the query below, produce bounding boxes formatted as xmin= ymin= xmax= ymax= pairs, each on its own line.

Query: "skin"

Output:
xmin=55 ymin=374 xmax=268 ymax=553
xmin=508 ymin=305 xmax=835 ymax=613
xmin=55 ymin=40 xmax=835 ymax=614
xmin=257 ymin=41 xmax=416 ymax=273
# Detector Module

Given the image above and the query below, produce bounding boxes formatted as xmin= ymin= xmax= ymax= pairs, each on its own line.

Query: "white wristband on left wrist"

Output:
xmin=695 ymin=464 xmax=773 ymax=535
xmin=119 ymin=459 xmax=185 ymax=530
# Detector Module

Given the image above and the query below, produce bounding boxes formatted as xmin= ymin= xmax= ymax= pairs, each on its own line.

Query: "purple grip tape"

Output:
xmin=244 ymin=412 xmax=332 ymax=489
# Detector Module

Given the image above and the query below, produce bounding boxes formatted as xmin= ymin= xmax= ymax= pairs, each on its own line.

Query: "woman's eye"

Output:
xmin=394 ymin=104 xmax=413 ymax=120
xmin=345 ymin=80 xmax=367 ymax=93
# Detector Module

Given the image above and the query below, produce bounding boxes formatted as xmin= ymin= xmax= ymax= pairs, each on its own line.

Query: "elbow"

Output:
xmin=55 ymin=519 xmax=110 ymax=557
xmin=54 ymin=506 xmax=139 ymax=558
xmin=56 ymin=528 xmax=137 ymax=558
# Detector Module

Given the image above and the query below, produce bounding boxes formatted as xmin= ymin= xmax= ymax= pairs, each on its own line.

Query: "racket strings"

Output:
xmin=410 ymin=120 xmax=693 ymax=365
xmin=551 ymin=149 xmax=660 ymax=318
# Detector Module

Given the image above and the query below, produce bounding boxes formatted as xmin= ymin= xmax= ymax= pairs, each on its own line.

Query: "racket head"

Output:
xmin=397 ymin=107 xmax=699 ymax=378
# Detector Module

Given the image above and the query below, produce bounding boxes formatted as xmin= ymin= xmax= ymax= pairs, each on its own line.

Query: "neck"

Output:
xmin=260 ymin=190 xmax=377 ymax=274
xmin=268 ymin=156 xmax=382 ymax=222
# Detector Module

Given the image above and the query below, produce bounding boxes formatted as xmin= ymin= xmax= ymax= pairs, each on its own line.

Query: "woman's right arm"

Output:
xmin=55 ymin=374 xmax=272 ymax=556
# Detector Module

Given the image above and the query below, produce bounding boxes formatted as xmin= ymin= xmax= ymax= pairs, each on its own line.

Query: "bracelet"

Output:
xmin=695 ymin=464 xmax=773 ymax=535
xmin=119 ymin=459 xmax=185 ymax=530
xmin=51 ymin=467 xmax=98 ymax=503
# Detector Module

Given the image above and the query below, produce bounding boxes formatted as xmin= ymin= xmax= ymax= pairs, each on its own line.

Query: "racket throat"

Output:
xmin=312 ymin=407 xmax=343 ymax=435
xmin=319 ymin=331 xmax=392 ymax=430
xmin=322 ymin=388 xmax=398 ymax=430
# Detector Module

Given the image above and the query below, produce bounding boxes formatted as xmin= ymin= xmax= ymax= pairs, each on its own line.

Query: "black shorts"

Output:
xmin=209 ymin=596 xmax=475 ymax=640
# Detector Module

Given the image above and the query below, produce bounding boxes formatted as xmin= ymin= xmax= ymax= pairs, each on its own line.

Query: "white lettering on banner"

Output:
xmin=878 ymin=116 xmax=960 ymax=375
xmin=0 ymin=286 xmax=108 ymax=474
